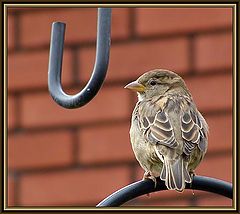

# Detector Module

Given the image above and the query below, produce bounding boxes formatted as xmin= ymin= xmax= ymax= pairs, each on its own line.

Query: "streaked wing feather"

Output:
xmin=181 ymin=111 xmax=207 ymax=155
xmin=146 ymin=110 xmax=178 ymax=149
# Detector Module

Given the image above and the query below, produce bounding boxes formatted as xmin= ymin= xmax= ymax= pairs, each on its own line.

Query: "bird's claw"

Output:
xmin=190 ymin=171 xmax=196 ymax=182
xmin=190 ymin=170 xmax=196 ymax=194
xmin=143 ymin=172 xmax=157 ymax=188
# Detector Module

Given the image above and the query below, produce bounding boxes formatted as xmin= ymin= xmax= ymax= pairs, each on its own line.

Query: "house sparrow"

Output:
xmin=124 ymin=69 xmax=208 ymax=192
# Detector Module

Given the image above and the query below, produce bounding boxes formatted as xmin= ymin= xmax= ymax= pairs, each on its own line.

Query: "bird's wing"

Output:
xmin=145 ymin=110 xmax=178 ymax=148
xmin=138 ymin=99 xmax=178 ymax=149
xmin=181 ymin=110 xmax=208 ymax=155
xmin=138 ymin=99 xmax=208 ymax=155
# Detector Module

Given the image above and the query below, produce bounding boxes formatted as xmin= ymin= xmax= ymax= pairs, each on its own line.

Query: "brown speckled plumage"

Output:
xmin=125 ymin=69 xmax=208 ymax=192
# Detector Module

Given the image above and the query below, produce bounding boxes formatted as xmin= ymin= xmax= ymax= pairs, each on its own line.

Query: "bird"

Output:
xmin=124 ymin=69 xmax=208 ymax=192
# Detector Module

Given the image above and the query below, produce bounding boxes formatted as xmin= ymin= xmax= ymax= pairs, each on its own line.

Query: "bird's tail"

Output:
xmin=160 ymin=156 xmax=191 ymax=192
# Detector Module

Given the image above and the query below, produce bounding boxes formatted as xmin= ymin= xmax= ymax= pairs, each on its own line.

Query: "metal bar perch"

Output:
xmin=97 ymin=176 xmax=233 ymax=207
xmin=48 ymin=8 xmax=111 ymax=109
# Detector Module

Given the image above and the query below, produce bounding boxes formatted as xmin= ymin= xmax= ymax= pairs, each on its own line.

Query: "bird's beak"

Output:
xmin=124 ymin=80 xmax=146 ymax=92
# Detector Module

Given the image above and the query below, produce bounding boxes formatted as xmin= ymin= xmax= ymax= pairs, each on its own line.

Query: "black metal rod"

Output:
xmin=97 ymin=176 xmax=232 ymax=207
xmin=48 ymin=8 xmax=111 ymax=109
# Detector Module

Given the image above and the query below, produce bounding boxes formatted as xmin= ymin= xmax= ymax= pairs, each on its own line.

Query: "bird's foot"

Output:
xmin=143 ymin=171 xmax=157 ymax=188
xmin=190 ymin=170 xmax=196 ymax=182
xmin=189 ymin=170 xmax=196 ymax=195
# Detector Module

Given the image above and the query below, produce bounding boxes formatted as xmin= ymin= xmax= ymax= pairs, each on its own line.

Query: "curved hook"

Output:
xmin=48 ymin=8 xmax=111 ymax=109
xmin=97 ymin=176 xmax=233 ymax=207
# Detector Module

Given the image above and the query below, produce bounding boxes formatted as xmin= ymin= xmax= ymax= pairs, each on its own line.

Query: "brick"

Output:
xmin=8 ymin=49 xmax=72 ymax=91
xmin=196 ymin=154 xmax=232 ymax=182
xmin=8 ymin=131 xmax=73 ymax=169
xmin=185 ymin=74 xmax=232 ymax=112
xmin=195 ymin=32 xmax=232 ymax=71
xmin=21 ymin=87 xmax=129 ymax=128
xmin=8 ymin=13 xmax=14 ymax=49
xmin=205 ymin=114 xmax=232 ymax=153
xmin=9 ymin=8 xmax=64 ymax=14
xmin=20 ymin=8 xmax=129 ymax=48
xmin=19 ymin=167 xmax=130 ymax=205
xmin=136 ymin=8 xmax=232 ymax=36
xmin=79 ymin=38 xmax=190 ymax=82
xmin=8 ymin=175 xmax=15 ymax=206
xmin=196 ymin=192 xmax=232 ymax=206
xmin=8 ymin=96 xmax=15 ymax=129
xmin=78 ymin=123 xmax=135 ymax=164
xmin=136 ymin=164 xmax=145 ymax=180
xmin=111 ymin=8 xmax=130 ymax=40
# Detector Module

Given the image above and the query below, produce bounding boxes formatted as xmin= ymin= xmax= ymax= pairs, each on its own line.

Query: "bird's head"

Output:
xmin=124 ymin=69 xmax=190 ymax=101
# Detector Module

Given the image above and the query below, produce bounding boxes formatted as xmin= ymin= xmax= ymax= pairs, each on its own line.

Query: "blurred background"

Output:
xmin=7 ymin=7 xmax=233 ymax=207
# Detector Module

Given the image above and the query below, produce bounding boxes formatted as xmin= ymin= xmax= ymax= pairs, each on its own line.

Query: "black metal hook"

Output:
xmin=48 ymin=8 xmax=112 ymax=109
xmin=97 ymin=176 xmax=233 ymax=207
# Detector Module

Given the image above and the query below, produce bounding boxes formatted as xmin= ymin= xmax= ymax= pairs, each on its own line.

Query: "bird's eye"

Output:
xmin=149 ymin=80 xmax=157 ymax=86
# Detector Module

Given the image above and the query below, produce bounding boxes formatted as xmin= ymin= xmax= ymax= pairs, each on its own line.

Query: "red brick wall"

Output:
xmin=7 ymin=7 xmax=233 ymax=207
